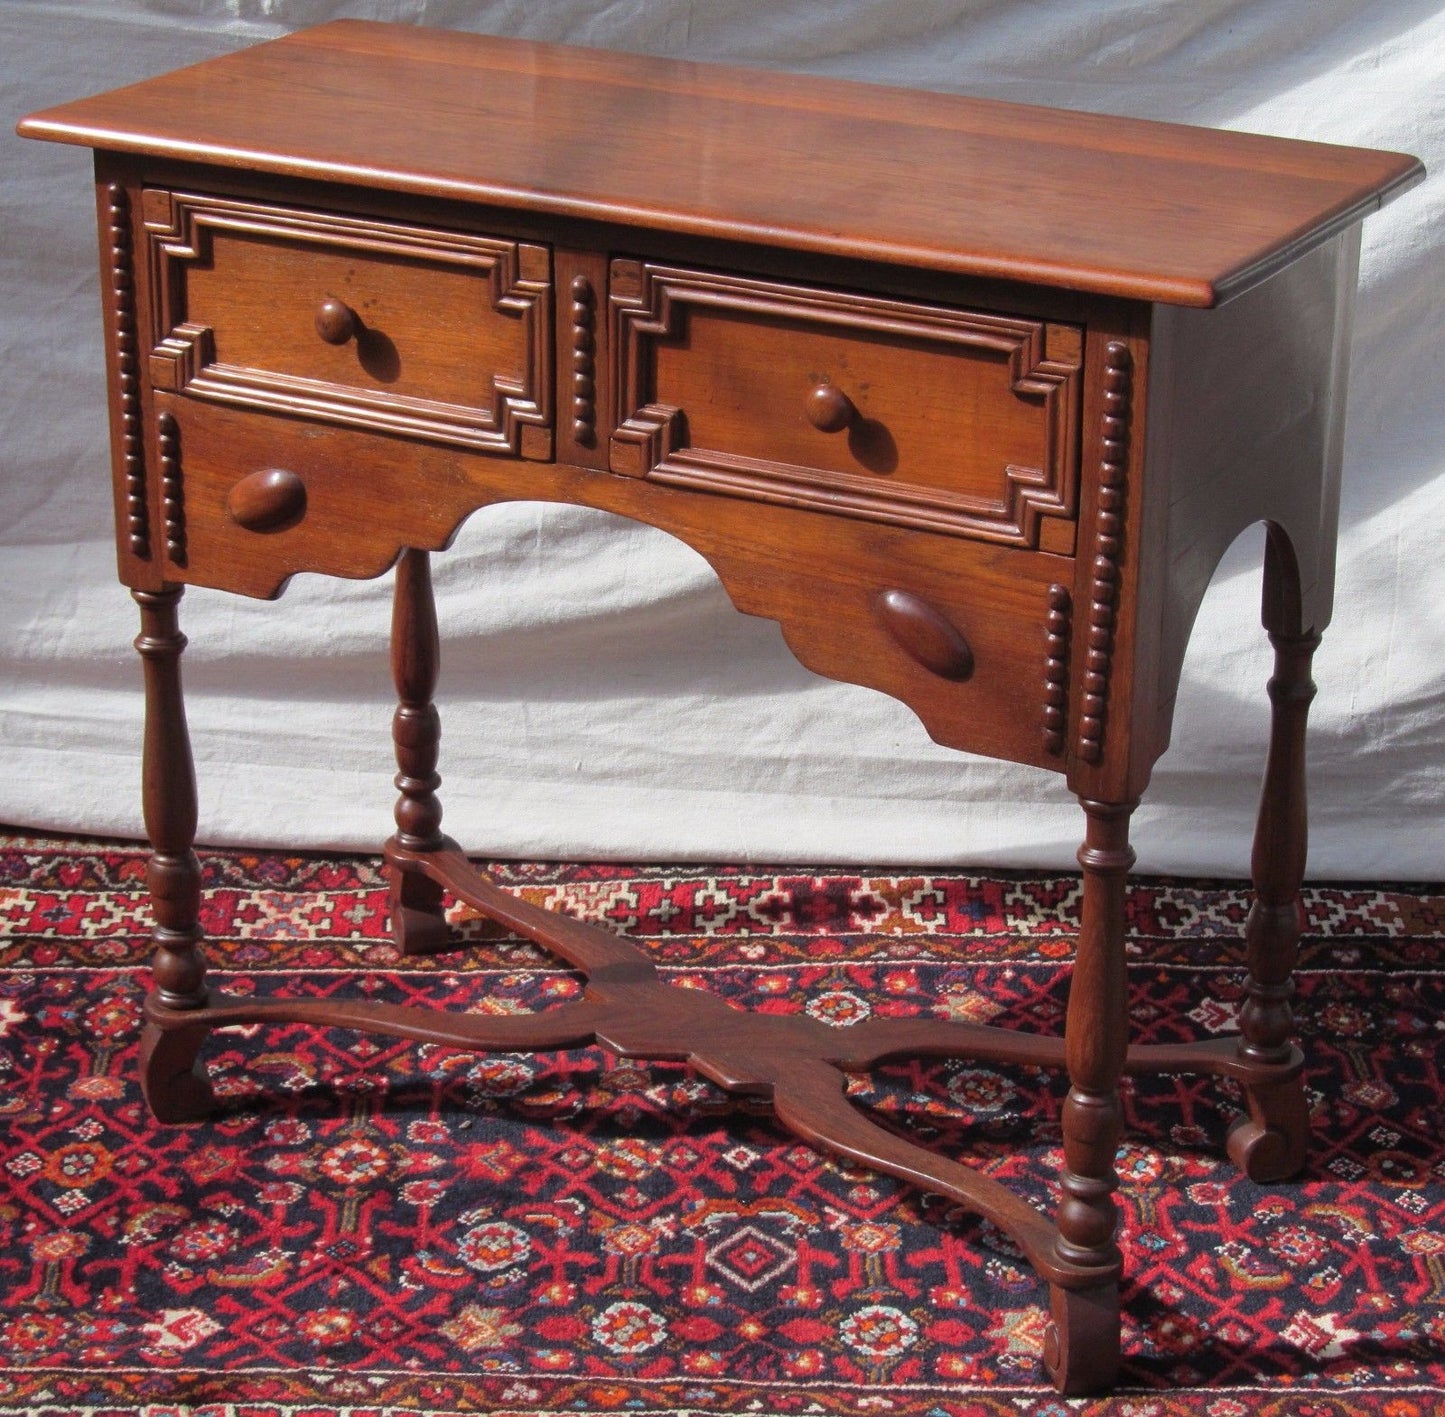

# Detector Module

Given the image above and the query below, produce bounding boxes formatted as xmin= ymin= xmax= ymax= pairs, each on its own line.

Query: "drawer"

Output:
xmin=140 ymin=189 xmax=553 ymax=458
xmin=681 ymin=516 xmax=1082 ymax=770
xmin=608 ymin=261 xmax=1083 ymax=552
xmin=146 ymin=394 xmax=1078 ymax=771
xmin=147 ymin=397 xmax=492 ymax=598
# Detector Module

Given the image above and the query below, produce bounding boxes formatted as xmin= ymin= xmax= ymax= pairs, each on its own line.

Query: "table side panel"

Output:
xmin=1130 ymin=228 xmax=1361 ymax=783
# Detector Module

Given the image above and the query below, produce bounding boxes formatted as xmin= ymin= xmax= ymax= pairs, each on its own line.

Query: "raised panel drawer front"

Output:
xmin=609 ymin=260 xmax=1084 ymax=551
xmin=141 ymin=189 xmax=554 ymax=458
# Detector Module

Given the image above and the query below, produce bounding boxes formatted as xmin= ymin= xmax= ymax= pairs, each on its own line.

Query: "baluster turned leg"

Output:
xmin=1227 ymin=629 xmax=1319 ymax=1182
xmin=1043 ymin=797 xmax=1134 ymax=1395
xmin=134 ymin=587 xmax=215 ymax=1123
xmin=384 ymin=549 xmax=451 ymax=955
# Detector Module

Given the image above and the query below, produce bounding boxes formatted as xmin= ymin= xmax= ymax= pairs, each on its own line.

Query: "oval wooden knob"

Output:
xmin=227 ymin=468 xmax=307 ymax=532
xmin=315 ymin=297 xmax=357 ymax=345
xmin=873 ymin=588 xmax=974 ymax=681
xmin=806 ymin=381 xmax=854 ymax=433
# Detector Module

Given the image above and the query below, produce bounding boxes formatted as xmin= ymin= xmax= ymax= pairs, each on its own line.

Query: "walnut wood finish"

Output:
xmin=1077 ymin=342 xmax=1131 ymax=764
xmin=1045 ymin=798 xmax=1135 ymax=1391
xmin=144 ymin=392 xmax=1078 ymax=771
xmin=20 ymin=22 xmax=1422 ymax=1395
xmin=609 ymin=261 xmax=1083 ymax=550
xmin=384 ymin=548 xmax=450 ymax=957
xmin=1227 ymin=626 xmax=1320 ymax=1182
xmin=226 ymin=467 xmax=306 ymax=533
xmin=140 ymin=833 xmax=1157 ymax=1292
xmin=132 ymin=587 xmax=213 ymax=1124
xmin=142 ymin=189 xmax=553 ymax=458
xmin=101 ymin=183 xmax=149 ymax=562
xmin=18 ymin=21 xmax=1420 ymax=307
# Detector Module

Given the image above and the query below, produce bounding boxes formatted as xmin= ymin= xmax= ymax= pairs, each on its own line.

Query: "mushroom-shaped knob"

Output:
xmin=227 ymin=468 xmax=307 ymax=533
xmin=805 ymin=381 xmax=855 ymax=433
xmin=315 ymin=297 xmax=357 ymax=345
xmin=873 ymin=588 xmax=974 ymax=682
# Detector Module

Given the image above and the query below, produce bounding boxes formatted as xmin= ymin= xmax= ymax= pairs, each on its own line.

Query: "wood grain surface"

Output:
xmin=19 ymin=20 xmax=1422 ymax=307
xmin=18 ymin=24 xmax=1422 ymax=1393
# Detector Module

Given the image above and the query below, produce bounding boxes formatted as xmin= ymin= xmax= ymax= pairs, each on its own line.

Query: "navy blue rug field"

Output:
xmin=0 ymin=834 xmax=1441 ymax=1415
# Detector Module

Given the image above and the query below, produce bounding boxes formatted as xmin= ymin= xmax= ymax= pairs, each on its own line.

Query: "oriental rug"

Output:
xmin=0 ymin=834 xmax=1441 ymax=1417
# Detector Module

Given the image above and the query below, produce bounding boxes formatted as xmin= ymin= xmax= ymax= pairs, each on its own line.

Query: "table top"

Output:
xmin=18 ymin=21 xmax=1422 ymax=309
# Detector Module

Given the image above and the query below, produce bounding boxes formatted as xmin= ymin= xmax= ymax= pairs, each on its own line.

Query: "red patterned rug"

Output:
xmin=0 ymin=834 xmax=1441 ymax=1416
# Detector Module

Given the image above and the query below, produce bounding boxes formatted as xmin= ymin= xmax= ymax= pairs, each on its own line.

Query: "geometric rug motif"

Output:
xmin=0 ymin=834 xmax=1441 ymax=1415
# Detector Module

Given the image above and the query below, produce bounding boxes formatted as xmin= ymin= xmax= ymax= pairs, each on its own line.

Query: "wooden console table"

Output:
xmin=19 ymin=23 xmax=1422 ymax=1392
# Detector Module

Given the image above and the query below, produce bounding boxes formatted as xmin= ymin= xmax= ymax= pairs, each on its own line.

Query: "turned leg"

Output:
xmin=1043 ymin=797 xmax=1134 ymax=1395
xmin=384 ymin=548 xmax=451 ymax=955
xmin=1227 ymin=628 xmax=1318 ymax=1182
xmin=133 ymin=587 xmax=215 ymax=1123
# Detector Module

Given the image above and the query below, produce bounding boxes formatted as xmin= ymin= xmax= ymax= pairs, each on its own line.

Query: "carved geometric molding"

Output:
xmin=570 ymin=274 xmax=597 ymax=447
xmin=105 ymin=184 xmax=149 ymax=559
xmin=609 ymin=403 xmax=685 ymax=478
xmin=1077 ymin=341 xmax=1132 ymax=765
xmin=609 ymin=260 xmax=1082 ymax=547
xmin=1043 ymin=583 xmax=1071 ymax=756
xmin=149 ymin=321 xmax=213 ymax=392
xmin=156 ymin=410 xmax=185 ymax=566
xmin=142 ymin=189 xmax=552 ymax=458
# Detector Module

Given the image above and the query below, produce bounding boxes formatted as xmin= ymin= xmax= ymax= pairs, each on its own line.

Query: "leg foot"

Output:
xmin=387 ymin=860 xmax=452 ymax=956
xmin=1043 ymin=1281 xmax=1119 ymax=1395
xmin=1226 ymin=1068 xmax=1308 ymax=1182
xmin=140 ymin=1016 xmax=216 ymax=1124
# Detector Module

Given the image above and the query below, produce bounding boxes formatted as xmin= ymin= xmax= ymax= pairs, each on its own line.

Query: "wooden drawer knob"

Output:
xmin=227 ymin=468 xmax=307 ymax=532
xmin=315 ymin=296 xmax=357 ymax=345
xmin=806 ymin=381 xmax=854 ymax=433
xmin=873 ymin=588 xmax=973 ymax=681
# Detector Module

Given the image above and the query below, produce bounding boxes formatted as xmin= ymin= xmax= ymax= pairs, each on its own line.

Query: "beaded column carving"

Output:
xmin=570 ymin=274 xmax=597 ymax=447
xmin=1078 ymin=342 xmax=1132 ymax=764
xmin=106 ymin=184 xmax=149 ymax=560
xmin=1043 ymin=584 xmax=1071 ymax=756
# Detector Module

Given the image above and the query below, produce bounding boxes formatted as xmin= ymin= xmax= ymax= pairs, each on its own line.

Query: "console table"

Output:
xmin=19 ymin=23 xmax=1422 ymax=1393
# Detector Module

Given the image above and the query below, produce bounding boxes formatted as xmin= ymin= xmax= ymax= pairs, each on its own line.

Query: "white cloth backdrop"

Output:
xmin=3 ymin=1 xmax=1441 ymax=877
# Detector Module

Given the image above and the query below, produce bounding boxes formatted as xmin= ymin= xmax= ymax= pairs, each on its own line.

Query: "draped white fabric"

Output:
xmin=3 ymin=1 xmax=1440 ymax=877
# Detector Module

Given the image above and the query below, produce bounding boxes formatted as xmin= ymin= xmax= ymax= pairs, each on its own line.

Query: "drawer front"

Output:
xmin=147 ymin=394 xmax=1077 ymax=771
xmin=609 ymin=261 xmax=1083 ymax=552
xmin=141 ymin=189 xmax=553 ymax=458
xmin=148 ymin=397 xmax=492 ymax=598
